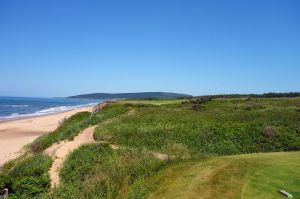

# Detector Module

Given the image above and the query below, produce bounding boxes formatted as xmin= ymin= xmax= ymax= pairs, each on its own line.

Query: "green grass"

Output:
xmin=30 ymin=103 xmax=129 ymax=153
xmin=0 ymin=102 xmax=130 ymax=198
xmin=89 ymin=103 xmax=129 ymax=125
xmin=2 ymin=97 xmax=299 ymax=198
xmin=119 ymin=99 xmax=184 ymax=105
xmin=43 ymin=144 xmax=165 ymax=199
xmin=30 ymin=111 xmax=91 ymax=153
xmin=1 ymin=154 xmax=52 ymax=199
xmin=95 ymin=97 xmax=300 ymax=156
xmin=146 ymin=151 xmax=300 ymax=199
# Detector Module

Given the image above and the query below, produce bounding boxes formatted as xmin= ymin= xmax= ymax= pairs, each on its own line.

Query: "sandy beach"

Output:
xmin=0 ymin=106 xmax=93 ymax=166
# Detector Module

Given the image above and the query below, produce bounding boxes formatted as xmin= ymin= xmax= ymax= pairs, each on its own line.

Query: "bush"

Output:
xmin=186 ymin=97 xmax=212 ymax=111
xmin=0 ymin=174 xmax=11 ymax=190
xmin=7 ymin=154 xmax=52 ymax=198
xmin=12 ymin=175 xmax=49 ymax=197
xmin=261 ymin=126 xmax=277 ymax=138
xmin=189 ymin=97 xmax=212 ymax=104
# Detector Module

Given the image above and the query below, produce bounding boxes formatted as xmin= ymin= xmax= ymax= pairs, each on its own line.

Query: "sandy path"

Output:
xmin=45 ymin=125 xmax=97 ymax=188
xmin=44 ymin=109 xmax=167 ymax=188
xmin=0 ymin=107 xmax=93 ymax=166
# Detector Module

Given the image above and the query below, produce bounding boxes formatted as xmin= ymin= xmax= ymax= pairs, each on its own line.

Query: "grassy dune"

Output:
xmin=0 ymin=103 xmax=129 ymax=198
xmin=147 ymin=151 xmax=300 ymax=199
xmin=30 ymin=103 xmax=128 ymax=153
xmin=1 ymin=97 xmax=299 ymax=198
xmin=0 ymin=154 xmax=52 ymax=199
xmin=43 ymin=144 xmax=165 ymax=198
xmin=95 ymin=97 xmax=300 ymax=156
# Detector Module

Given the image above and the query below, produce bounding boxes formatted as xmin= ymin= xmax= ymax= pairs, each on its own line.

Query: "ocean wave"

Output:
xmin=0 ymin=105 xmax=29 ymax=108
xmin=0 ymin=102 xmax=98 ymax=121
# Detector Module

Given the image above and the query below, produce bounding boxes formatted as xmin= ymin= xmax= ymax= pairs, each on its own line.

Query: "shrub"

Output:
xmin=7 ymin=154 xmax=52 ymax=198
xmin=0 ymin=174 xmax=11 ymax=190
xmin=262 ymin=126 xmax=277 ymax=138
xmin=287 ymin=144 xmax=300 ymax=151
xmin=12 ymin=175 xmax=49 ymax=197
xmin=187 ymin=97 xmax=212 ymax=111
xmin=189 ymin=97 xmax=212 ymax=104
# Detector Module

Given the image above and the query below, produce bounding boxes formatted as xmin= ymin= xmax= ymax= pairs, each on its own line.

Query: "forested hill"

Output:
xmin=68 ymin=92 xmax=191 ymax=99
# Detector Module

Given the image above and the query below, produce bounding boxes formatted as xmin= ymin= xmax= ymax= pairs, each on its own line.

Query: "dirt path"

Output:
xmin=44 ymin=125 xmax=97 ymax=188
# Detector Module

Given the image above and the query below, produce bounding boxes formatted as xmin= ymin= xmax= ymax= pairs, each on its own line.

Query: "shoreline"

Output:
xmin=0 ymin=103 xmax=99 ymax=123
xmin=0 ymin=105 xmax=95 ymax=166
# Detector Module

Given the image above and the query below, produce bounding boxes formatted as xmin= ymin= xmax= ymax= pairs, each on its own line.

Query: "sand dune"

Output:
xmin=0 ymin=107 xmax=93 ymax=166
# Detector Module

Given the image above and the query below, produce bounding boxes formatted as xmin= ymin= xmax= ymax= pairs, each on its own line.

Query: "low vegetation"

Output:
xmin=42 ymin=144 xmax=165 ymax=198
xmin=95 ymin=97 xmax=300 ymax=156
xmin=30 ymin=112 xmax=91 ymax=153
xmin=0 ymin=102 xmax=129 ymax=198
xmin=0 ymin=154 xmax=52 ymax=199
xmin=1 ymin=97 xmax=299 ymax=198
xmin=89 ymin=103 xmax=129 ymax=125
xmin=30 ymin=103 xmax=129 ymax=153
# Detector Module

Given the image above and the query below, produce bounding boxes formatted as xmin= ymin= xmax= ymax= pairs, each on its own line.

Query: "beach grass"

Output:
xmin=1 ymin=154 xmax=52 ymax=199
xmin=30 ymin=111 xmax=91 ymax=153
xmin=43 ymin=143 xmax=165 ymax=198
xmin=95 ymin=97 xmax=300 ymax=156
xmin=30 ymin=102 xmax=129 ymax=153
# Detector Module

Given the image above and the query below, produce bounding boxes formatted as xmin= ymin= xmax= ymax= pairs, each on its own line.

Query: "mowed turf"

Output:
xmin=146 ymin=151 xmax=300 ymax=199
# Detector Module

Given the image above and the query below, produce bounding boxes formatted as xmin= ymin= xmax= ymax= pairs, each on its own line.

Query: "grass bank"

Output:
xmin=0 ymin=102 xmax=129 ymax=198
xmin=1 ymin=97 xmax=299 ymax=198
xmin=95 ymin=97 xmax=300 ymax=156
xmin=0 ymin=154 xmax=52 ymax=199
xmin=30 ymin=103 xmax=129 ymax=153
xmin=43 ymin=144 xmax=165 ymax=198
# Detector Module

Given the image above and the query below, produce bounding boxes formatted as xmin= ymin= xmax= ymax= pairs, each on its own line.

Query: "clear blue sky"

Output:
xmin=0 ymin=0 xmax=299 ymax=97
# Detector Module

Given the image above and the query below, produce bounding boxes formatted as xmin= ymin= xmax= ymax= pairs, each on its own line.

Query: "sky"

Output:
xmin=0 ymin=0 xmax=299 ymax=97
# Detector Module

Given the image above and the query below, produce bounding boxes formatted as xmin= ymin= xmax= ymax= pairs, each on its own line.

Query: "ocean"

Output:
xmin=0 ymin=96 xmax=101 ymax=121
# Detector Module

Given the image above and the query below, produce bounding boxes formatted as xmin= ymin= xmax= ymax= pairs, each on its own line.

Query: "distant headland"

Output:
xmin=67 ymin=92 xmax=192 ymax=99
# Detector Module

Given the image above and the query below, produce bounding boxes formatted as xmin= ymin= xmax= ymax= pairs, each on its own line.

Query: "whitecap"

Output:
xmin=0 ymin=105 xmax=29 ymax=108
